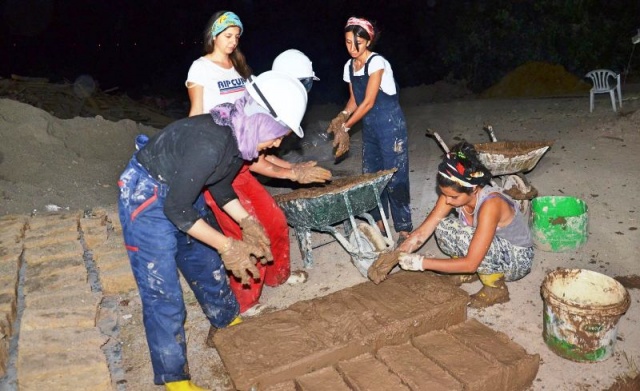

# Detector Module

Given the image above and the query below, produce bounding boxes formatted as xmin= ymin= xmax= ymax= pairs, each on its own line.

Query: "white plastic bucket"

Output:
xmin=541 ymin=269 xmax=630 ymax=362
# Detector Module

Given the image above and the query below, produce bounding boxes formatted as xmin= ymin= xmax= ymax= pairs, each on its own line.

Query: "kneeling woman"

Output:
xmin=397 ymin=142 xmax=534 ymax=308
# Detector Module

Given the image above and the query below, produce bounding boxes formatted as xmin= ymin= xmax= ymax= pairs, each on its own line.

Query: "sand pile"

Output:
xmin=482 ymin=61 xmax=591 ymax=98
xmin=0 ymin=99 xmax=157 ymax=215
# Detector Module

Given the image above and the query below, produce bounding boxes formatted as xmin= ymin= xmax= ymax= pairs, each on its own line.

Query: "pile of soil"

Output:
xmin=481 ymin=61 xmax=591 ymax=98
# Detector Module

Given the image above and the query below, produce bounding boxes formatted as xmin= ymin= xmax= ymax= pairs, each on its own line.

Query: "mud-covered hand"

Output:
xmin=326 ymin=111 xmax=351 ymax=158
xmin=326 ymin=110 xmax=350 ymax=135
xmin=398 ymin=252 xmax=425 ymax=271
xmin=332 ymin=128 xmax=350 ymax=158
xmin=239 ymin=216 xmax=273 ymax=263
xmin=219 ymin=238 xmax=261 ymax=285
xmin=396 ymin=235 xmax=424 ymax=253
xmin=290 ymin=162 xmax=332 ymax=184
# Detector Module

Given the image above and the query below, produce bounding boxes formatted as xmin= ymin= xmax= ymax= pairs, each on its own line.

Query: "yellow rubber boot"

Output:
xmin=469 ymin=273 xmax=510 ymax=308
xmin=165 ymin=380 xmax=209 ymax=391
xmin=206 ymin=316 xmax=242 ymax=348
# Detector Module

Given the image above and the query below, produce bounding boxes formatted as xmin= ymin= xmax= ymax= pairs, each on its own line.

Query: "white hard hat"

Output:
xmin=272 ymin=49 xmax=320 ymax=81
xmin=245 ymin=70 xmax=308 ymax=137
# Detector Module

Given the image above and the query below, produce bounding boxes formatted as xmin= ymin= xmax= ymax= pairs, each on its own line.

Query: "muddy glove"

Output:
xmin=290 ymin=162 xmax=332 ymax=184
xmin=326 ymin=111 xmax=351 ymax=158
xmin=398 ymin=252 xmax=425 ymax=271
xmin=219 ymin=238 xmax=261 ymax=285
xmin=368 ymin=251 xmax=401 ymax=284
xmin=239 ymin=216 xmax=273 ymax=263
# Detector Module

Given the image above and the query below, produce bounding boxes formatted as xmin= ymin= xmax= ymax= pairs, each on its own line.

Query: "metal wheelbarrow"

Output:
xmin=428 ymin=127 xmax=554 ymax=215
xmin=274 ymin=169 xmax=396 ymax=276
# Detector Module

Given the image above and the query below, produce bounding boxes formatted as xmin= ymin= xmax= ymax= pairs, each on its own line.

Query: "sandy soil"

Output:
xmin=1 ymin=82 xmax=639 ymax=390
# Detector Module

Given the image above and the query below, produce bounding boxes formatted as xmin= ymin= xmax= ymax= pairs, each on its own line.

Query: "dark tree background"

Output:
xmin=1 ymin=0 xmax=639 ymax=104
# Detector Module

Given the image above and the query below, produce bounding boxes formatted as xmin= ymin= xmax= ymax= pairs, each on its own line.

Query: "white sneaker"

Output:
xmin=286 ymin=270 xmax=309 ymax=285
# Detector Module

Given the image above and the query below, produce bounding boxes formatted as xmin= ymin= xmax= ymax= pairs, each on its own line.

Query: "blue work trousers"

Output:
xmin=117 ymin=155 xmax=238 ymax=385
xmin=361 ymin=108 xmax=413 ymax=233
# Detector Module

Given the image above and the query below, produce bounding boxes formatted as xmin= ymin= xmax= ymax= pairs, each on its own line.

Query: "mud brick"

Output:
xmin=83 ymin=225 xmax=108 ymax=250
xmin=0 ymin=244 xmax=22 ymax=264
xmin=0 ymin=229 xmax=24 ymax=248
xmin=21 ymin=307 xmax=97 ymax=330
xmin=18 ymin=328 xmax=110 ymax=391
xmin=337 ymin=353 xmax=408 ymax=390
xmin=92 ymin=234 xmax=126 ymax=256
xmin=93 ymin=247 xmax=129 ymax=273
xmin=19 ymin=327 xmax=108 ymax=353
xmin=377 ymin=342 xmax=463 ymax=391
xmin=412 ymin=330 xmax=504 ymax=391
xmin=448 ymin=318 xmax=539 ymax=391
xmin=295 ymin=366 xmax=351 ymax=391
xmin=0 ymin=253 xmax=20 ymax=283
xmin=0 ymin=300 xmax=15 ymax=337
xmin=26 ymin=212 xmax=80 ymax=232
xmin=24 ymin=256 xmax=85 ymax=282
xmin=25 ymin=283 xmax=96 ymax=310
xmin=23 ymin=228 xmax=79 ymax=249
xmin=0 ymin=338 xmax=7 ymax=378
xmin=23 ymin=240 xmax=84 ymax=264
xmin=0 ymin=215 xmax=27 ymax=236
xmin=263 ymin=381 xmax=297 ymax=391
xmin=23 ymin=263 xmax=88 ymax=295
xmin=100 ymin=264 xmax=137 ymax=294
xmin=215 ymin=273 xmax=468 ymax=390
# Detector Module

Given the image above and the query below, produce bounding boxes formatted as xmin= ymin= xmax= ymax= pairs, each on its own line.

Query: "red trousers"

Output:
xmin=205 ymin=167 xmax=291 ymax=313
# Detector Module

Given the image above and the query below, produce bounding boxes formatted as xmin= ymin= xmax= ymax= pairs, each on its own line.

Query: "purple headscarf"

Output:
xmin=210 ymin=95 xmax=291 ymax=160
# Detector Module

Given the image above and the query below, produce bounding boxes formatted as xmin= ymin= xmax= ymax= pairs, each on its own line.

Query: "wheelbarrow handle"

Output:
xmin=483 ymin=125 xmax=498 ymax=142
xmin=425 ymin=128 xmax=450 ymax=153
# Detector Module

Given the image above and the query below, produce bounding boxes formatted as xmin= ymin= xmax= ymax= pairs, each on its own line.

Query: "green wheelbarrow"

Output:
xmin=274 ymin=169 xmax=396 ymax=276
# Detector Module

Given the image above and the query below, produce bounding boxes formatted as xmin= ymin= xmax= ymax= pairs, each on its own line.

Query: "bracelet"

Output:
xmin=341 ymin=110 xmax=351 ymax=116
xmin=341 ymin=123 xmax=351 ymax=133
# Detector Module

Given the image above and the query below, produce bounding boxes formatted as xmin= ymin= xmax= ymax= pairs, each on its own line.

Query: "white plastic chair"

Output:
xmin=585 ymin=69 xmax=622 ymax=112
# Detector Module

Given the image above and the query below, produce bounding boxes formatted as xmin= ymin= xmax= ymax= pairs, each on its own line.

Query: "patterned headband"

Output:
xmin=437 ymin=152 xmax=485 ymax=188
xmin=345 ymin=17 xmax=375 ymax=41
xmin=211 ymin=12 xmax=243 ymax=38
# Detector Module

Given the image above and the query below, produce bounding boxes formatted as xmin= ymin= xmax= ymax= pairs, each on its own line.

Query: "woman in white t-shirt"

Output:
xmin=327 ymin=16 xmax=413 ymax=245
xmin=185 ymin=11 xmax=252 ymax=116
xmin=186 ymin=12 xmax=331 ymax=318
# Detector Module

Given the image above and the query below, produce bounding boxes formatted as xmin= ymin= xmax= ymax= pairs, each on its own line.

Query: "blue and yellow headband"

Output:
xmin=211 ymin=12 xmax=243 ymax=38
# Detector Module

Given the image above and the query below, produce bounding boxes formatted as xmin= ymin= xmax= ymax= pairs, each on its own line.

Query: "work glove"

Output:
xmin=290 ymin=161 xmax=332 ymax=184
xmin=368 ymin=250 xmax=401 ymax=284
xmin=239 ymin=216 xmax=273 ymax=263
xmin=396 ymin=235 xmax=423 ymax=253
xmin=326 ymin=111 xmax=351 ymax=158
xmin=398 ymin=252 xmax=425 ymax=271
xmin=219 ymin=238 xmax=261 ymax=285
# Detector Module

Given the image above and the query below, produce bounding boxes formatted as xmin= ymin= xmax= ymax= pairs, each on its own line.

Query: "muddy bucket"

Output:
xmin=541 ymin=268 xmax=630 ymax=362
xmin=531 ymin=196 xmax=588 ymax=252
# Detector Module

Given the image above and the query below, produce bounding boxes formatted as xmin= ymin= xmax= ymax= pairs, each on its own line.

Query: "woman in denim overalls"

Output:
xmin=328 ymin=17 xmax=413 ymax=245
xmin=118 ymin=71 xmax=307 ymax=391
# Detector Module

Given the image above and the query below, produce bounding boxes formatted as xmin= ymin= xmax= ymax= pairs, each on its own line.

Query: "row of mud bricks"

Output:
xmin=215 ymin=272 xmax=540 ymax=391
xmin=0 ymin=209 xmax=136 ymax=390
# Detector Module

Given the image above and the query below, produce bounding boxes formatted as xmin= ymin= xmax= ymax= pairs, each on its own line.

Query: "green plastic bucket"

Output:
xmin=541 ymin=269 xmax=630 ymax=362
xmin=531 ymin=196 xmax=588 ymax=252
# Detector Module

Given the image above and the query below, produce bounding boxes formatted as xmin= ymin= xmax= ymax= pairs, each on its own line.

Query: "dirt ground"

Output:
xmin=1 ymin=75 xmax=640 ymax=390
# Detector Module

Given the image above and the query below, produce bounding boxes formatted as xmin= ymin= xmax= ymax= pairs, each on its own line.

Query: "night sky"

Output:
xmin=2 ymin=1 xmax=639 ymax=105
